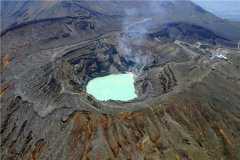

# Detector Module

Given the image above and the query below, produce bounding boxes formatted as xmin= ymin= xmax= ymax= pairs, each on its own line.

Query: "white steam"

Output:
xmin=117 ymin=1 xmax=169 ymax=74
xmin=118 ymin=9 xmax=154 ymax=74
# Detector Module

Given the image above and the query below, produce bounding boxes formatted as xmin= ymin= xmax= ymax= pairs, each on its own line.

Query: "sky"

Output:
xmin=192 ymin=0 xmax=240 ymax=21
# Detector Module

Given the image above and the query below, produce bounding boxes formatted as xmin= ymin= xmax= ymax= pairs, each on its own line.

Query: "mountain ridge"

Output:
xmin=1 ymin=0 xmax=240 ymax=41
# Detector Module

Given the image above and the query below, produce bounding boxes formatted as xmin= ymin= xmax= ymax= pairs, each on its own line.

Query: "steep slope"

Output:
xmin=1 ymin=40 xmax=240 ymax=159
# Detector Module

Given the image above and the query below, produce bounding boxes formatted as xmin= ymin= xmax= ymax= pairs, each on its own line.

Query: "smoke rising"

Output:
xmin=117 ymin=1 xmax=167 ymax=74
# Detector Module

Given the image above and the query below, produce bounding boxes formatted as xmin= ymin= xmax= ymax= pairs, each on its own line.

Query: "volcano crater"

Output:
xmin=15 ymin=35 xmax=184 ymax=116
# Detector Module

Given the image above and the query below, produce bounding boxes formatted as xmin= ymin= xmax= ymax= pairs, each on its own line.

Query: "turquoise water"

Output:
xmin=86 ymin=73 xmax=137 ymax=101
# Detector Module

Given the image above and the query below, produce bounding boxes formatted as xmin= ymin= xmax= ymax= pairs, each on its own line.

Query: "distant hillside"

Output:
xmin=1 ymin=0 xmax=240 ymax=41
xmin=192 ymin=0 xmax=240 ymax=22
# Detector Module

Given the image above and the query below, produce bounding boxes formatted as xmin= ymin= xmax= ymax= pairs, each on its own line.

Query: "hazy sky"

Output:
xmin=192 ymin=0 xmax=240 ymax=21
